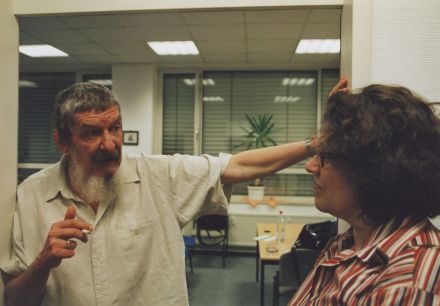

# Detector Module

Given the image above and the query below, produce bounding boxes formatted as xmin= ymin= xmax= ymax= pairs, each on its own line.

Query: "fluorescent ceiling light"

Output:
xmin=147 ymin=41 xmax=199 ymax=55
xmin=19 ymin=44 xmax=69 ymax=57
xmin=203 ymin=96 xmax=224 ymax=102
xmin=89 ymin=79 xmax=113 ymax=86
xmin=295 ymin=39 xmax=340 ymax=54
xmin=183 ymin=78 xmax=216 ymax=86
xmin=274 ymin=96 xmax=301 ymax=103
xmin=19 ymin=80 xmax=38 ymax=88
xmin=282 ymin=78 xmax=315 ymax=86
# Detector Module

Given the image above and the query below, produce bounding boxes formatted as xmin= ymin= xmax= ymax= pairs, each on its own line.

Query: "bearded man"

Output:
xmin=1 ymin=81 xmax=332 ymax=306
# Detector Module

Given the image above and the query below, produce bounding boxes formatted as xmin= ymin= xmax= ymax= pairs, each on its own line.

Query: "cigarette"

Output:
xmin=82 ymin=229 xmax=93 ymax=235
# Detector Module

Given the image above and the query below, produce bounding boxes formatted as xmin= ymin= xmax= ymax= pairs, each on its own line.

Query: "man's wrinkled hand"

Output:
xmin=36 ymin=205 xmax=92 ymax=270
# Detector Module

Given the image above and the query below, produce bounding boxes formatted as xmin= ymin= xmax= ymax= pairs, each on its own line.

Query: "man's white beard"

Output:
xmin=67 ymin=159 xmax=117 ymax=206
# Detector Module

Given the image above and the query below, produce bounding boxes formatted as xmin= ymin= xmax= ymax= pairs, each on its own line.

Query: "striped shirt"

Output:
xmin=289 ymin=218 xmax=440 ymax=306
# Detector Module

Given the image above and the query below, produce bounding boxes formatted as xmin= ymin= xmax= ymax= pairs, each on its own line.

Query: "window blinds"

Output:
xmin=162 ymin=74 xmax=195 ymax=155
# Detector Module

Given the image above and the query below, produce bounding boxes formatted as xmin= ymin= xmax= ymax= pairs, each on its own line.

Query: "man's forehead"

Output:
xmin=73 ymin=106 xmax=121 ymax=126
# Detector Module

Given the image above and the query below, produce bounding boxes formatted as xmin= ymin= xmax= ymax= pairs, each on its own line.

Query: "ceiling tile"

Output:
xmin=301 ymin=23 xmax=340 ymax=39
xmin=19 ymin=32 xmax=44 ymax=45
xmin=161 ymin=55 xmax=204 ymax=63
xmin=308 ymin=9 xmax=341 ymax=23
xmin=19 ymin=54 xmax=42 ymax=65
xmin=245 ymin=9 xmax=309 ymax=24
xmin=248 ymin=52 xmax=292 ymax=62
xmin=118 ymin=54 xmax=163 ymax=63
xmin=36 ymin=56 xmax=84 ymax=65
xmin=247 ymin=40 xmax=295 ymax=52
xmin=56 ymin=43 xmax=108 ymax=55
xmin=19 ymin=17 xmax=70 ymax=31
xmin=61 ymin=15 xmax=130 ymax=28
xmin=189 ymin=25 xmax=245 ymax=41
xmin=99 ymin=42 xmax=154 ymax=55
xmin=181 ymin=11 xmax=244 ymax=25
xmin=77 ymin=54 xmax=123 ymax=64
xmin=126 ymin=13 xmax=184 ymax=26
xmin=203 ymin=52 xmax=246 ymax=62
xmin=196 ymin=40 xmax=245 ymax=53
xmin=247 ymin=24 xmax=302 ymax=40
xmin=27 ymin=29 xmax=90 ymax=44
xmin=137 ymin=26 xmax=192 ymax=41
xmin=290 ymin=54 xmax=339 ymax=62
xmin=79 ymin=28 xmax=135 ymax=43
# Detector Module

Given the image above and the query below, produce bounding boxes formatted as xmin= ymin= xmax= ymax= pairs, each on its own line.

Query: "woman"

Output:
xmin=290 ymin=83 xmax=440 ymax=305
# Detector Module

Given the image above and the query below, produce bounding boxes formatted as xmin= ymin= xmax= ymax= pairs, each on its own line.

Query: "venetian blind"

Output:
xmin=162 ymin=74 xmax=195 ymax=155
xmin=202 ymin=71 xmax=318 ymax=196
xmin=18 ymin=73 xmax=75 ymax=183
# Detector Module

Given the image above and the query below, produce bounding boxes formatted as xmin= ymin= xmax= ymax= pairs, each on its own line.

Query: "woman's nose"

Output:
xmin=305 ymin=155 xmax=320 ymax=175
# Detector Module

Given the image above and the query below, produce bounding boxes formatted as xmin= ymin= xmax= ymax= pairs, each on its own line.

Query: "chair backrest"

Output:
xmin=196 ymin=214 xmax=228 ymax=231
xmin=196 ymin=214 xmax=228 ymax=246
xmin=279 ymin=248 xmax=321 ymax=287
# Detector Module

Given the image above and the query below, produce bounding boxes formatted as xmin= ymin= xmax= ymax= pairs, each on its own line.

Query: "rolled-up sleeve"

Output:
xmin=167 ymin=153 xmax=232 ymax=227
xmin=1 ymin=210 xmax=29 ymax=277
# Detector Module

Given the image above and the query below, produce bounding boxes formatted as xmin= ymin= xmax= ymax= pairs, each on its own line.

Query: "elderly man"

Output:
xmin=1 ymin=81 xmax=332 ymax=306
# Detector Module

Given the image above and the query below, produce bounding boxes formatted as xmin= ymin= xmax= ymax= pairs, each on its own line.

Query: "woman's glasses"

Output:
xmin=317 ymin=152 xmax=346 ymax=167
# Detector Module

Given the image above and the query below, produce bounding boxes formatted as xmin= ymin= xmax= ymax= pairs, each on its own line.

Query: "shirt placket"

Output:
xmin=90 ymin=199 xmax=113 ymax=306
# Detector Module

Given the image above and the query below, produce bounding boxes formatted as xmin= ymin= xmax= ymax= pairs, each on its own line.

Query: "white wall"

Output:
xmin=0 ymin=0 xmax=18 ymax=305
xmin=112 ymin=64 xmax=157 ymax=154
xmin=370 ymin=0 xmax=440 ymax=101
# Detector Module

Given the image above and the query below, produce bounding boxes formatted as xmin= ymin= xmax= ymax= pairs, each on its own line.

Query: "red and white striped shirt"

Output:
xmin=289 ymin=218 xmax=440 ymax=306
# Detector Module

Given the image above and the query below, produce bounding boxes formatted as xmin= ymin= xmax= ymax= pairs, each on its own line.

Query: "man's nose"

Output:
xmin=100 ymin=130 xmax=116 ymax=152
xmin=305 ymin=155 xmax=320 ymax=175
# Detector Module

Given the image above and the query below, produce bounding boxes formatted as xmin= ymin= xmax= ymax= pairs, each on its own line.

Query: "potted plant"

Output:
xmin=236 ymin=113 xmax=278 ymax=201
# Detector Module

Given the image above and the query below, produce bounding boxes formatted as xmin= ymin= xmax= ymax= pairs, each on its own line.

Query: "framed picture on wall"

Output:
xmin=123 ymin=131 xmax=138 ymax=145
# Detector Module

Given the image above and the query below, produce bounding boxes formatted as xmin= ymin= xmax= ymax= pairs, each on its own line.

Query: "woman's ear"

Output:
xmin=53 ymin=129 xmax=70 ymax=156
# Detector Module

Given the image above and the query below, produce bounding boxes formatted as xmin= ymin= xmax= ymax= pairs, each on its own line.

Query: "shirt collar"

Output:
xmin=45 ymin=153 xmax=140 ymax=202
xmin=322 ymin=217 xmax=427 ymax=267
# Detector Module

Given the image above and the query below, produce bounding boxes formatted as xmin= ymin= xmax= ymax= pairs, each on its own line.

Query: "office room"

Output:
xmin=1 ymin=1 xmax=439 ymax=306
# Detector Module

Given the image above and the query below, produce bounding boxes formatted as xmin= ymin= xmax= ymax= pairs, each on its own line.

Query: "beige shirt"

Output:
xmin=1 ymin=153 xmax=231 ymax=306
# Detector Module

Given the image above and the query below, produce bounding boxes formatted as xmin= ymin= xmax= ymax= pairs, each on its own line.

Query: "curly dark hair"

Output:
xmin=319 ymin=84 xmax=440 ymax=224
xmin=54 ymin=82 xmax=120 ymax=145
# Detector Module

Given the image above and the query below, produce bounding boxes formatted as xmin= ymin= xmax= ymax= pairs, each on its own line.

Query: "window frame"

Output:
xmin=158 ymin=68 xmax=333 ymax=205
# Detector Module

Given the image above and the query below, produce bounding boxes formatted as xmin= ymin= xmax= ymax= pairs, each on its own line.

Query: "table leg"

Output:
xmin=260 ymin=261 xmax=265 ymax=306
xmin=256 ymin=241 xmax=260 ymax=282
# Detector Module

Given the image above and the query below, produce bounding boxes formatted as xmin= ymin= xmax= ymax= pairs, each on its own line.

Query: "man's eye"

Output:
xmin=110 ymin=125 xmax=122 ymax=133
xmin=83 ymin=130 xmax=100 ymax=138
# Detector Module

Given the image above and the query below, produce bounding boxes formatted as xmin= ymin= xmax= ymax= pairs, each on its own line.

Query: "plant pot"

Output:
xmin=247 ymin=185 xmax=265 ymax=201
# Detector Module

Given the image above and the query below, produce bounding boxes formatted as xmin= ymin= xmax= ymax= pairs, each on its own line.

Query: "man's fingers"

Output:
xmin=64 ymin=205 xmax=76 ymax=220
xmin=56 ymin=228 xmax=89 ymax=243
xmin=57 ymin=219 xmax=92 ymax=231
xmin=329 ymin=76 xmax=349 ymax=98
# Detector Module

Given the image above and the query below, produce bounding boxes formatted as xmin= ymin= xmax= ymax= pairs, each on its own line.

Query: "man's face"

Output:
xmin=63 ymin=106 xmax=123 ymax=177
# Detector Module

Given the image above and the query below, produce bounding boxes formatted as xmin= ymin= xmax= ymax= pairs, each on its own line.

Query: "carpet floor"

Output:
xmin=186 ymin=254 xmax=292 ymax=306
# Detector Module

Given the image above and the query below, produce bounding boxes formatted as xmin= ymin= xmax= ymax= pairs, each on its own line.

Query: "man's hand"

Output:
xmin=35 ymin=205 xmax=92 ymax=270
xmin=329 ymin=76 xmax=349 ymax=98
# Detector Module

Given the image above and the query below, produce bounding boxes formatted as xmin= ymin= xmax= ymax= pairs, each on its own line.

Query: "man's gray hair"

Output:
xmin=54 ymin=82 xmax=121 ymax=144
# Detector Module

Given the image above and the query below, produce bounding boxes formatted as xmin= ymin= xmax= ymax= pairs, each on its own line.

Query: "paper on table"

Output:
xmin=254 ymin=235 xmax=277 ymax=241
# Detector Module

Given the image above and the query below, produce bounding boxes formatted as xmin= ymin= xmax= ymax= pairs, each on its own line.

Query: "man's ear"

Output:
xmin=53 ymin=129 xmax=70 ymax=156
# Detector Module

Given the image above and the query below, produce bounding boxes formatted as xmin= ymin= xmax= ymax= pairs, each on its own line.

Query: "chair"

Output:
xmin=196 ymin=214 xmax=228 ymax=268
xmin=272 ymin=248 xmax=321 ymax=306
xmin=183 ymin=235 xmax=196 ymax=273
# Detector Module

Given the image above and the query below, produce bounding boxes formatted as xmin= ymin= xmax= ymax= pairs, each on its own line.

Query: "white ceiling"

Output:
xmin=19 ymin=8 xmax=341 ymax=71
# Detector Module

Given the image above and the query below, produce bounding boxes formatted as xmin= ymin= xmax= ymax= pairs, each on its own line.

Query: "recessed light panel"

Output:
xmin=19 ymin=45 xmax=69 ymax=57
xmin=147 ymin=41 xmax=199 ymax=55
xmin=295 ymin=39 xmax=340 ymax=54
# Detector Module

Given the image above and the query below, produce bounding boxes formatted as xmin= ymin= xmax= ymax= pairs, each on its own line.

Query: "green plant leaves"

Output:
xmin=236 ymin=113 xmax=279 ymax=150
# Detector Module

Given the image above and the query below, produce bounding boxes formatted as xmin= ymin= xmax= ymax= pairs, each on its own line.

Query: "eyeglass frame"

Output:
xmin=317 ymin=152 xmax=346 ymax=167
